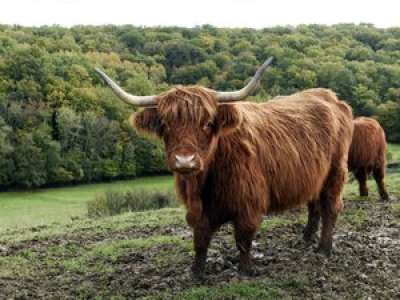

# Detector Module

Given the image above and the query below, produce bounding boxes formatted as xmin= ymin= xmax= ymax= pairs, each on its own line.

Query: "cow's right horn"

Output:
xmin=95 ymin=68 xmax=157 ymax=107
xmin=215 ymin=57 xmax=274 ymax=102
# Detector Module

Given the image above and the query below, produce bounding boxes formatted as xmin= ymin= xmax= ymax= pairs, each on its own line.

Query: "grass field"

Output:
xmin=0 ymin=176 xmax=173 ymax=232
xmin=0 ymin=144 xmax=399 ymax=232
xmin=388 ymin=143 xmax=400 ymax=162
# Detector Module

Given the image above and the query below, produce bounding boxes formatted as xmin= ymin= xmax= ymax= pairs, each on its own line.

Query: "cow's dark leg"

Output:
xmin=303 ymin=202 xmax=320 ymax=243
xmin=191 ymin=217 xmax=216 ymax=279
xmin=354 ymin=168 xmax=368 ymax=197
xmin=317 ymin=165 xmax=346 ymax=257
xmin=234 ymin=225 xmax=256 ymax=275
xmin=373 ymin=166 xmax=389 ymax=201
xmin=233 ymin=216 xmax=262 ymax=276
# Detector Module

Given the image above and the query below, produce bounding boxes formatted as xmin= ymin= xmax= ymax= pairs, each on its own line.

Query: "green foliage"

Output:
xmin=13 ymin=130 xmax=48 ymax=187
xmin=0 ymin=117 xmax=14 ymax=185
xmin=87 ymin=188 xmax=177 ymax=218
xmin=1 ymin=24 xmax=400 ymax=189
xmin=377 ymin=101 xmax=400 ymax=142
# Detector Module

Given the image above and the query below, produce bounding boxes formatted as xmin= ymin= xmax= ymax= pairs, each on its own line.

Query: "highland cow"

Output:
xmin=96 ymin=58 xmax=354 ymax=277
xmin=348 ymin=117 xmax=389 ymax=201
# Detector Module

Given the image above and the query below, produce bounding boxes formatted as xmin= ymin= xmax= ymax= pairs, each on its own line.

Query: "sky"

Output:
xmin=0 ymin=0 xmax=399 ymax=28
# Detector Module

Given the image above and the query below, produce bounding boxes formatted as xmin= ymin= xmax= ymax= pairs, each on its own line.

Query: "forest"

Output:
xmin=0 ymin=23 xmax=399 ymax=189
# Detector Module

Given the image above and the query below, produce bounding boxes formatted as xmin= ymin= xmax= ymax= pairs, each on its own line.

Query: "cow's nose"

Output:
xmin=175 ymin=154 xmax=196 ymax=169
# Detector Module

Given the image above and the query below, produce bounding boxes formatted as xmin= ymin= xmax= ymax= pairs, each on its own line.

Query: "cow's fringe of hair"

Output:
xmin=157 ymin=86 xmax=217 ymax=127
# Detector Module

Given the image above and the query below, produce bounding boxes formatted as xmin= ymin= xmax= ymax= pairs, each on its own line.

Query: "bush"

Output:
xmin=87 ymin=189 xmax=177 ymax=218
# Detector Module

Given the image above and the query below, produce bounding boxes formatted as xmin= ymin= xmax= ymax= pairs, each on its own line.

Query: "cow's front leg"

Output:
xmin=190 ymin=216 xmax=213 ymax=279
xmin=234 ymin=217 xmax=261 ymax=276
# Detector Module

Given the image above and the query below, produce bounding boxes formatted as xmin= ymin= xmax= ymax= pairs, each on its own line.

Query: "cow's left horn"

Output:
xmin=95 ymin=68 xmax=157 ymax=107
xmin=215 ymin=57 xmax=273 ymax=102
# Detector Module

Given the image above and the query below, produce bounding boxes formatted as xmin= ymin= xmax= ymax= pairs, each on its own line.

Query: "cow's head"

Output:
xmin=95 ymin=57 xmax=273 ymax=176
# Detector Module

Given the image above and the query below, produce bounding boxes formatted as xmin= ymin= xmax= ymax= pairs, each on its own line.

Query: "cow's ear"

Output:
xmin=131 ymin=108 xmax=163 ymax=137
xmin=216 ymin=104 xmax=243 ymax=135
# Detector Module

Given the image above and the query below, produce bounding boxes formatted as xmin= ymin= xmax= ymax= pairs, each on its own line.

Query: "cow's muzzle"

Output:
xmin=171 ymin=153 xmax=201 ymax=175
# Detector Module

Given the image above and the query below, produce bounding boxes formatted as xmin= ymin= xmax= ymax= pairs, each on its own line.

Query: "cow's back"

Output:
xmin=208 ymin=88 xmax=353 ymax=218
xmin=348 ymin=117 xmax=386 ymax=172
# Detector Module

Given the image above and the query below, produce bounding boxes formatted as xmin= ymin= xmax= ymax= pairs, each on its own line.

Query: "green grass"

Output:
xmin=62 ymin=235 xmax=190 ymax=273
xmin=149 ymin=274 xmax=306 ymax=300
xmin=0 ymin=207 xmax=185 ymax=244
xmin=388 ymin=143 xmax=400 ymax=162
xmin=0 ymin=176 xmax=173 ymax=232
xmin=154 ymin=281 xmax=284 ymax=300
xmin=0 ymin=252 xmax=37 ymax=278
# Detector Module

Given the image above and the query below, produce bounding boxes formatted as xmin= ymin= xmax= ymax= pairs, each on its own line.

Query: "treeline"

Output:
xmin=0 ymin=24 xmax=400 ymax=188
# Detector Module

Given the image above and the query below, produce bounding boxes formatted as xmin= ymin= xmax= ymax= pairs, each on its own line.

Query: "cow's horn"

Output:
xmin=215 ymin=57 xmax=273 ymax=102
xmin=95 ymin=68 xmax=157 ymax=107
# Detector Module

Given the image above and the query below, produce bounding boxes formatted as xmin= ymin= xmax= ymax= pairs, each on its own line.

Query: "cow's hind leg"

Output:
xmin=303 ymin=202 xmax=320 ymax=244
xmin=317 ymin=165 xmax=346 ymax=257
xmin=354 ymin=168 xmax=368 ymax=197
xmin=233 ymin=215 xmax=262 ymax=276
xmin=373 ymin=166 xmax=389 ymax=201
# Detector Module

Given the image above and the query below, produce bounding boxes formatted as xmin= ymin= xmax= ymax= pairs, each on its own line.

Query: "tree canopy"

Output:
xmin=0 ymin=24 xmax=399 ymax=189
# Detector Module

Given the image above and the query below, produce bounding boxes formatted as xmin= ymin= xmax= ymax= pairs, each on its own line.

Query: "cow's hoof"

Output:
xmin=191 ymin=271 xmax=205 ymax=281
xmin=303 ymin=233 xmax=318 ymax=247
xmin=238 ymin=264 xmax=260 ymax=277
xmin=191 ymin=264 xmax=205 ymax=281
xmin=379 ymin=195 xmax=391 ymax=202
xmin=316 ymin=244 xmax=333 ymax=257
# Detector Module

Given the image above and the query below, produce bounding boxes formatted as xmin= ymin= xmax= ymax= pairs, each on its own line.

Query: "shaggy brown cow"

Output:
xmin=95 ymin=59 xmax=353 ymax=277
xmin=348 ymin=117 xmax=389 ymax=201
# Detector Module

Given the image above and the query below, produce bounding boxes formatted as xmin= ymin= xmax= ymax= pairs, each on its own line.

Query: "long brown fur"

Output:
xmin=348 ymin=117 xmax=389 ymax=200
xmin=133 ymin=86 xmax=354 ymax=276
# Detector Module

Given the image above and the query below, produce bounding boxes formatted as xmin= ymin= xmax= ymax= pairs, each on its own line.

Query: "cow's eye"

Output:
xmin=203 ymin=121 xmax=214 ymax=132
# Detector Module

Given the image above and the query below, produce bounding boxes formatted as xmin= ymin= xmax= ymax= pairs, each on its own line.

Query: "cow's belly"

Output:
xmin=265 ymin=155 xmax=331 ymax=213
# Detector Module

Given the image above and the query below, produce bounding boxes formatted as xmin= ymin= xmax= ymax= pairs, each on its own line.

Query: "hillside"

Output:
xmin=1 ymin=24 xmax=400 ymax=189
xmin=0 ymin=174 xmax=399 ymax=299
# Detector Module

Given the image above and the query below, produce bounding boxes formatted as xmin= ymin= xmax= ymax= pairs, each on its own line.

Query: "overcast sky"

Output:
xmin=1 ymin=0 xmax=399 ymax=28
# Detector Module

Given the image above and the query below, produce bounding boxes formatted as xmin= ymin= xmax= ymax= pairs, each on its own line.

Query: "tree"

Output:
xmin=0 ymin=117 xmax=14 ymax=187
xmin=13 ymin=130 xmax=47 ymax=187
xmin=377 ymin=101 xmax=400 ymax=143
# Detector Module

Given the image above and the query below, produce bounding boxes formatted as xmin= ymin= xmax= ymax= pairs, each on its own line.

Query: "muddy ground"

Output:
xmin=0 ymin=197 xmax=399 ymax=299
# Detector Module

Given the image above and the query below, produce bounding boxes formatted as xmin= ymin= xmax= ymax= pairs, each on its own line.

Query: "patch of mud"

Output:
xmin=0 ymin=198 xmax=399 ymax=299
